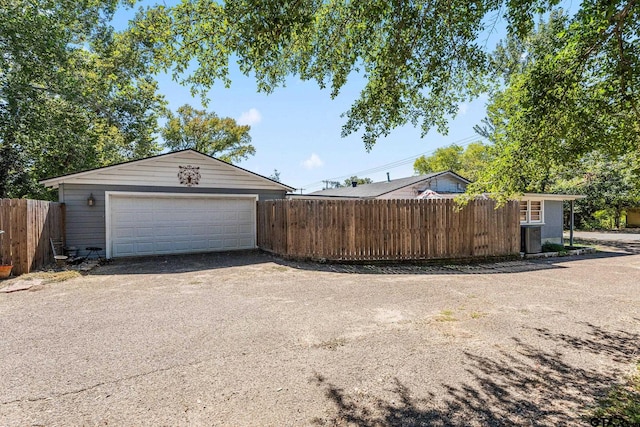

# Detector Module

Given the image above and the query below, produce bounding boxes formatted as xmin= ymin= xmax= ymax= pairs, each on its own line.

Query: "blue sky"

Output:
xmin=149 ymin=67 xmax=490 ymax=193
xmin=111 ymin=2 xmax=572 ymax=193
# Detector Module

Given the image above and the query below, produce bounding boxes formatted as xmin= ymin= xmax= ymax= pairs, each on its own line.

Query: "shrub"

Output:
xmin=542 ymin=242 xmax=566 ymax=253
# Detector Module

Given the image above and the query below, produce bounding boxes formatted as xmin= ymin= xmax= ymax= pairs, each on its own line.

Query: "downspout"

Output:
xmin=569 ymin=200 xmax=574 ymax=247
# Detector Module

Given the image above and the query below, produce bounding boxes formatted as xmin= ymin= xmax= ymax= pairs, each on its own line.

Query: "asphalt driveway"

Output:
xmin=1 ymin=249 xmax=639 ymax=426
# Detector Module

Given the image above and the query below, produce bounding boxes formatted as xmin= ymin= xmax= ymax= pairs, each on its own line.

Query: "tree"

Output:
xmin=0 ymin=0 xmax=166 ymax=199
xmin=414 ymin=145 xmax=464 ymax=176
xmin=460 ymin=142 xmax=493 ymax=182
xmin=468 ymin=10 xmax=640 ymax=200
xmin=551 ymin=152 xmax=640 ymax=229
xmin=343 ymin=176 xmax=373 ymax=187
xmin=130 ymin=0 xmax=639 ymax=154
xmin=269 ymin=169 xmax=281 ymax=182
xmin=413 ymin=142 xmax=490 ymax=181
xmin=162 ymin=105 xmax=255 ymax=163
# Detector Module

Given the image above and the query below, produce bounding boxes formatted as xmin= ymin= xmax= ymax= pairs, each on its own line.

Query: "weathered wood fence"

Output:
xmin=0 ymin=199 xmax=65 ymax=276
xmin=257 ymin=199 xmax=520 ymax=261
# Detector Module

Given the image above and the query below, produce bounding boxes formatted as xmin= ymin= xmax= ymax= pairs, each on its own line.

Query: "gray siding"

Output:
xmin=541 ymin=200 xmax=564 ymax=244
xmin=60 ymin=184 xmax=286 ymax=257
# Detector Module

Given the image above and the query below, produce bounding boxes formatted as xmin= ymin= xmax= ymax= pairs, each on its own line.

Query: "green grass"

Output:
xmin=587 ymin=364 xmax=640 ymax=424
xmin=470 ymin=311 xmax=487 ymax=319
xmin=436 ymin=309 xmax=457 ymax=322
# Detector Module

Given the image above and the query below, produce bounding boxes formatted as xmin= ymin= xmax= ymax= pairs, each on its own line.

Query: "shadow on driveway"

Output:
xmin=572 ymin=237 xmax=640 ymax=255
xmin=90 ymin=244 xmax=639 ymax=276
xmin=91 ymin=250 xmax=273 ymax=276
xmin=311 ymin=322 xmax=639 ymax=426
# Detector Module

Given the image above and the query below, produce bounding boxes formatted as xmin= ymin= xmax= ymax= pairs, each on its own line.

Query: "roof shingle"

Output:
xmin=308 ymin=171 xmax=467 ymax=198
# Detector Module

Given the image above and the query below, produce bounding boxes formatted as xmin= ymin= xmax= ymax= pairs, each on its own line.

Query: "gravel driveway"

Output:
xmin=1 ymin=249 xmax=639 ymax=426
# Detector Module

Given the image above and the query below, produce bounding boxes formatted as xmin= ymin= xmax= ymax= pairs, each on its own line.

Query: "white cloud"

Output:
xmin=302 ymin=153 xmax=324 ymax=170
xmin=458 ymin=102 xmax=469 ymax=116
xmin=237 ymin=108 xmax=262 ymax=126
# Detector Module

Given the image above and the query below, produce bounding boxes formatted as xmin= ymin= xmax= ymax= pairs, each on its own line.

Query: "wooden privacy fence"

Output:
xmin=257 ymin=199 xmax=520 ymax=261
xmin=0 ymin=199 xmax=65 ymax=276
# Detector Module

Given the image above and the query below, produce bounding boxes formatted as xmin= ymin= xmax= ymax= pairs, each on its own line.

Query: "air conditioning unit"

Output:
xmin=521 ymin=226 xmax=542 ymax=254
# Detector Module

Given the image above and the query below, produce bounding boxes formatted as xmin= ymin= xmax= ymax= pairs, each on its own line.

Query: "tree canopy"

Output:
xmin=343 ymin=176 xmax=373 ymax=187
xmin=468 ymin=8 xmax=640 ymax=199
xmin=551 ymin=151 xmax=640 ymax=228
xmin=0 ymin=0 xmax=166 ymax=199
xmin=269 ymin=169 xmax=281 ymax=182
xmin=131 ymin=0 xmax=639 ymax=156
xmin=162 ymin=104 xmax=255 ymax=163
xmin=414 ymin=142 xmax=491 ymax=181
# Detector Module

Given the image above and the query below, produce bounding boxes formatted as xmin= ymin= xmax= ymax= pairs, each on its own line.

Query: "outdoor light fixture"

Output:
xmin=87 ymin=193 xmax=95 ymax=207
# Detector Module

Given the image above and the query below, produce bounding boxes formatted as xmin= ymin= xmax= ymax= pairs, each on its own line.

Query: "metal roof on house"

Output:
xmin=307 ymin=171 xmax=470 ymax=198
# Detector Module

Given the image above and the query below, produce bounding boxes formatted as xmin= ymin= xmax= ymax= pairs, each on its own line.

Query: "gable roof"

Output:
xmin=308 ymin=171 xmax=470 ymax=198
xmin=40 ymin=149 xmax=295 ymax=192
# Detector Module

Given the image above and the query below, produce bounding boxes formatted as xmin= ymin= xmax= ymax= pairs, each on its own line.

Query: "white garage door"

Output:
xmin=108 ymin=194 xmax=256 ymax=258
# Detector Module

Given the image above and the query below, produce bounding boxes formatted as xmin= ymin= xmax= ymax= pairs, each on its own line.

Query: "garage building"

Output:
xmin=41 ymin=150 xmax=294 ymax=259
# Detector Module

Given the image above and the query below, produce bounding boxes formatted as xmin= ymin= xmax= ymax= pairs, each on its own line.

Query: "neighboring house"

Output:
xmin=301 ymin=171 xmax=583 ymax=248
xmin=520 ymin=193 xmax=585 ymax=246
xmin=305 ymin=171 xmax=470 ymax=199
xmin=40 ymin=149 xmax=294 ymax=259
xmin=627 ymin=208 xmax=640 ymax=227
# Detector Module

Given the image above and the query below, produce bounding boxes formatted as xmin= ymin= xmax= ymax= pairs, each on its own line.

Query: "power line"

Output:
xmin=301 ymin=135 xmax=486 ymax=191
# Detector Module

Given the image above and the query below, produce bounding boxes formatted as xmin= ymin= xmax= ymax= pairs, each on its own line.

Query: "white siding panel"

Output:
xmin=63 ymin=151 xmax=285 ymax=191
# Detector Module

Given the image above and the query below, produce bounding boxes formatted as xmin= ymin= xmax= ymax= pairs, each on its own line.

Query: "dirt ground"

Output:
xmin=1 ymin=244 xmax=639 ymax=426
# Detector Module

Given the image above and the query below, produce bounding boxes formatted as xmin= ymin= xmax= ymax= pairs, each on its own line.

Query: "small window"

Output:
xmin=519 ymin=201 xmax=528 ymax=222
xmin=520 ymin=200 xmax=544 ymax=224
xmin=530 ymin=201 xmax=542 ymax=222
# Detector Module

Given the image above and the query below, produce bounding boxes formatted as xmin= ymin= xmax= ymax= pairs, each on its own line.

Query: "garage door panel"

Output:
xmin=192 ymin=225 xmax=210 ymax=235
xmin=172 ymin=225 xmax=191 ymax=235
xmin=155 ymin=211 xmax=179 ymax=221
xmin=136 ymin=227 xmax=155 ymax=238
xmin=153 ymin=241 xmax=174 ymax=252
xmin=114 ymin=227 xmax=136 ymax=238
xmin=207 ymin=240 xmax=223 ymax=250
xmin=172 ymin=241 xmax=192 ymax=251
xmin=223 ymin=238 xmax=240 ymax=248
xmin=114 ymin=243 xmax=135 ymax=256
xmin=110 ymin=195 xmax=255 ymax=258
xmin=191 ymin=240 xmax=209 ymax=250
xmin=238 ymin=211 xmax=252 ymax=221
xmin=136 ymin=242 xmax=155 ymax=253
xmin=224 ymin=225 xmax=238 ymax=233
xmin=238 ymin=237 xmax=253 ymax=247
